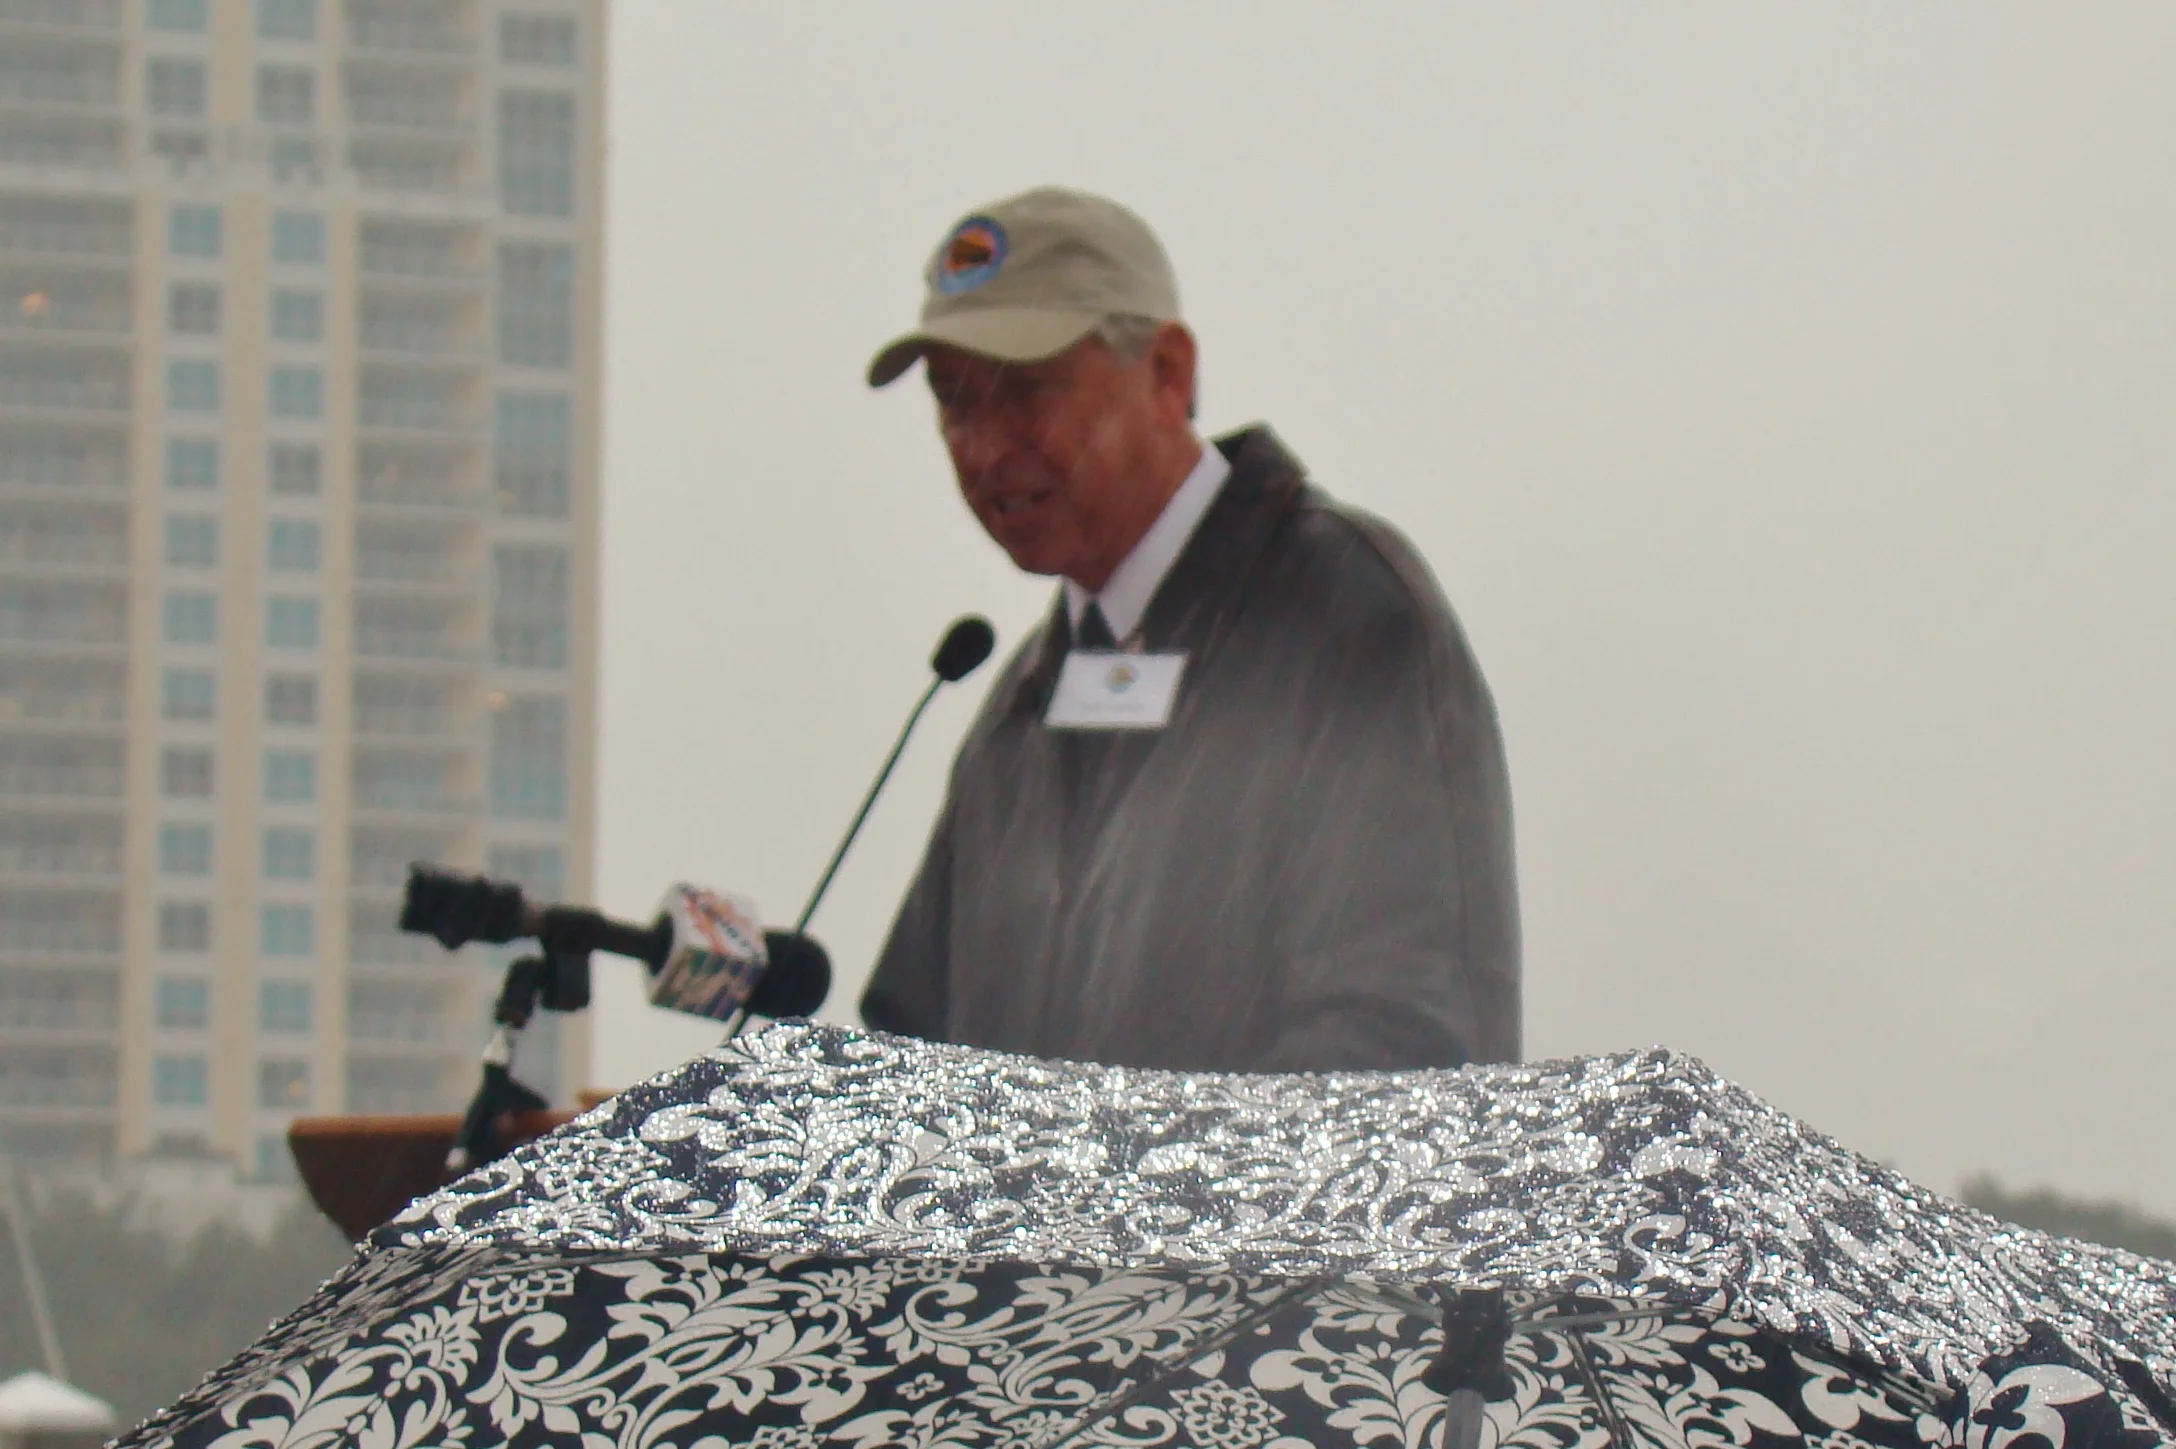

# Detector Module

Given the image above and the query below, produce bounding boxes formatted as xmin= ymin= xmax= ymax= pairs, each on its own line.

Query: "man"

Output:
xmin=860 ymin=186 xmax=1520 ymax=1072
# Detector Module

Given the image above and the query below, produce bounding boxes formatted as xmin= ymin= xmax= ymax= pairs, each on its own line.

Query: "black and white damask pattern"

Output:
xmin=117 ymin=1025 xmax=2176 ymax=1448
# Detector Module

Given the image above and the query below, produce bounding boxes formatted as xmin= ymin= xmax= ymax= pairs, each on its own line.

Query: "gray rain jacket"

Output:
xmin=862 ymin=426 xmax=1520 ymax=1071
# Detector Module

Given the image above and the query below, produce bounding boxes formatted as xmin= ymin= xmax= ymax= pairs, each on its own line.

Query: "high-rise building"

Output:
xmin=0 ymin=0 xmax=604 ymax=1176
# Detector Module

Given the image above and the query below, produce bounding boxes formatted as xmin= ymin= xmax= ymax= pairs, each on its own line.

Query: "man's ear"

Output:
xmin=1151 ymin=323 xmax=1199 ymax=428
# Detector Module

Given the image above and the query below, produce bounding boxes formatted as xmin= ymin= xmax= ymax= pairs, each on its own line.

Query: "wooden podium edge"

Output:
xmin=289 ymin=1099 xmax=608 ymax=1240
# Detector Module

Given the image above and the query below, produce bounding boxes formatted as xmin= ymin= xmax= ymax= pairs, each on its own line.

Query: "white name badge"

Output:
xmin=1045 ymin=651 xmax=1188 ymax=730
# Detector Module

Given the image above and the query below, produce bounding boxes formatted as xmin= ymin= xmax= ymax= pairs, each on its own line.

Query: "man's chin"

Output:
xmin=986 ymin=533 xmax=1072 ymax=581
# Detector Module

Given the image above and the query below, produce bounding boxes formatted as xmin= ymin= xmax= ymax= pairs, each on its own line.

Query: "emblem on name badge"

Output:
xmin=935 ymin=217 xmax=1007 ymax=294
xmin=1105 ymin=662 xmax=1138 ymax=693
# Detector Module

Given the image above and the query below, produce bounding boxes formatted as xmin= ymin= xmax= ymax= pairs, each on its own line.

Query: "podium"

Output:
xmin=288 ymin=1101 xmax=603 ymax=1240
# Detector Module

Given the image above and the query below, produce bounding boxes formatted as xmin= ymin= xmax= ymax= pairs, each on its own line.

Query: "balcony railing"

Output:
xmin=0 ymin=517 xmax=127 ymax=567
xmin=357 ymin=320 xmax=480 ymax=358
xmin=353 ymin=627 xmax=475 ymax=662
xmin=0 ymin=767 xmax=122 ymax=798
xmin=345 ymin=16 xmax=475 ymax=58
xmin=0 ymin=214 xmax=128 ymax=258
xmin=0 ymin=0 xmax=121 ymax=27
xmin=356 ymin=548 xmax=463 ymax=584
xmin=0 ymin=113 xmax=122 ymax=169
xmin=0 ymin=840 xmax=118 ymax=875
xmin=0 ymin=68 xmax=122 ymax=111
xmin=0 ymin=679 xmax=124 ymax=723
xmin=0 ymin=969 xmax=117 ymax=1033
xmin=0 ymin=889 xmax=121 ymax=955
xmin=0 ymin=363 xmax=129 ymax=413
xmin=345 ymin=103 xmax=474 ymax=135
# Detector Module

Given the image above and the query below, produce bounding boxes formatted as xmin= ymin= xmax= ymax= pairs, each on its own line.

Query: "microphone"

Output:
xmin=792 ymin=615 xmax=996 ymax=933
xmin=644 ymin=885 xmax=832 ymax=1023
xmin=405 ymin=863 xmax=837 ymax=1172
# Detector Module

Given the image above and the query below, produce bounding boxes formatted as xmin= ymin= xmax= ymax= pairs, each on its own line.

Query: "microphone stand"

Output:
xmin=714 ymin=677 xmax=944 ymax=1046
xmin=793 ymin=675 xmax=944 ymax=936
xmin=444 ymin=942 xmax=579 ymax=1172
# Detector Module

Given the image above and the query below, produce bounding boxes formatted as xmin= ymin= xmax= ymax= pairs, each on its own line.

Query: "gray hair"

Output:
xmin=1094 ymin=313 xmax=1166 ymax=364
xmin=1093 ymin=312 xmax=1198 ymax=419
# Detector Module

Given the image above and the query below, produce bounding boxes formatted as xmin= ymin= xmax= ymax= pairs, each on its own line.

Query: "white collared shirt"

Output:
xmin=1062 ymin=442 xmax=1231 ymax=644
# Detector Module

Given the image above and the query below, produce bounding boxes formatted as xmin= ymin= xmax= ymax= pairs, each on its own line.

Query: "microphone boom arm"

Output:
xmin=793 ymin=675 xmax=942 ymax=934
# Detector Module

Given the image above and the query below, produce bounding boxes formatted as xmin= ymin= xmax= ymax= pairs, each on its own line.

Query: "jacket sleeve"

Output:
xmin=858 ymin=789 xmax=956 ymax=1042
xmin=1251 ymin=571 xmax=1521 ymax=1072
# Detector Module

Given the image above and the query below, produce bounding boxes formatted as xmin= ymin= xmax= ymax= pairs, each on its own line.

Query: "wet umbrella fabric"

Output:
xmin=118 ymin=1024 xmax=2176 ymax=1449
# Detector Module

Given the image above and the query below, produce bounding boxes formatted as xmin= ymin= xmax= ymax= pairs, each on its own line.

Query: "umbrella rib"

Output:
xmin=1561 ymin=1326 xmax=1637 ymax=1449
xmin=1045 ymin=1277 xmax=1332 ymax=1449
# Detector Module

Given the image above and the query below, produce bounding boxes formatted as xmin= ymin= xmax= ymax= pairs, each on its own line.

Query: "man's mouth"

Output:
xmin=988 ymin=485 xmax=1057 ymax=518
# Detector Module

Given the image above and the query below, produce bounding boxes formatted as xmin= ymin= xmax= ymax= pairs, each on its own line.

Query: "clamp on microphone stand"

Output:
xmin=444 ymin=935 xmax=591 ymax=1173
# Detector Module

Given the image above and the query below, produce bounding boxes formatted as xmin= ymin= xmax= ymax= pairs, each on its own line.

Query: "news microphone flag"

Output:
xmin=647 ymin=884 xmax=768 ymax=1021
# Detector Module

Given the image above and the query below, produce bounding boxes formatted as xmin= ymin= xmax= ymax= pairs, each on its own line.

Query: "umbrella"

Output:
xmin=119 ymin=1024 xmax=2176 ymax=1449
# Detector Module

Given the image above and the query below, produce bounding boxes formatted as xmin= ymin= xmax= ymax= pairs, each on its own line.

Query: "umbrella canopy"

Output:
xmin=120 ymin=1024 xmax=2176 ymax=1449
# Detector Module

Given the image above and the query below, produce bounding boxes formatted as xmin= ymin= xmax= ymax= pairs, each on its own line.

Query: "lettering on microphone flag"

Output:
xmin=648 ymin=884 xmax=768 ymax=1021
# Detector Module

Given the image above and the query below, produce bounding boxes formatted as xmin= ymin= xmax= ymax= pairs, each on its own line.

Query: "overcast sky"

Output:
xmin=587 ymin=4 xmax=2176 ymax=1215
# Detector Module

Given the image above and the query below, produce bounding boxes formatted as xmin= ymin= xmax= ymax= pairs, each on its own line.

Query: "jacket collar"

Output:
xmin=1012 ymin=424 xmax=1308 ymax=715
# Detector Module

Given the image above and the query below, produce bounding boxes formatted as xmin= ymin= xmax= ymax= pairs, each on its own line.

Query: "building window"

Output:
xmin=257 ymin=1058 xmax=310 ymax=1109
xmin=256 ymin=65 xmax=316 ymax=127
xmin=154 ymin=1054 xmax=209 ymax=1107
xmin=490 ymin=695 xmax=566 ymax=821
xmin=262 ymin=826 xmax=314 ymax=879
xmin=271 ymin=290 xmax=323 ymax=343
xmin=160 ymin=747 xmax=214 ymax=798
xmin=159 ymin=823 xmax=212 ymax=877
xmin=270 ymin=366 xmax=322 ymax=419
xmin=487 ymin=844 xmax=563 ymax=899
xmin=146 ymin=58 xmax=207 ymax=118
xmin=264 ymin=672 xmax=317 ymax=726
xmin=500 ymin=13 xmax=576 ymax=66
xmin=164 ymin=515 xmax=218 ymax=567
xmin=499 ymin=90 xmax=575 ymax=218
xmin=264 ymin=750 xmax=316 ymax=802
xmin=165 ymin=438 xmax=218 ymax=490
xmin=158 ymin=901 xmax=212 ymax=952
xmin=257 ymin=0 xmax=317 ymax=39
xmin=168 ymin=204 xmax=221 ymax=258
xmin=167 ymin=359 xmax=220 ymax=413
xmin=162 ymin=668 xmax=216 ymax=721
xmin=494 ymin=392 xmax=569 ymax=516
xmin=148 ymin=0 xmax=208 ymax=29
xmin=496 ymin=241 xmax=572 ymax=367
xmin=272 ymin=211 xmax=324 ymax=265
xmin=168 ymin=282 xmax=220 ymax=335
xmin=490 ymin=544 xmax=567 ymax=668
xmin=269 ymin=443 xmax=321 ymax=495
xmin=266 ymin=597 xmax=319 ymax=649
xmin=156 ymin=978 xmax=210 ymax=1030
xmin=259 ymin=980 xmax=312 ymax=1033
xmin=268 ymin=518 xmax=320 ymax=572
xmin=259 ymin=904 xmax=313 ymax=957
xmin=162 ymin=590 xmax=216 ymax=645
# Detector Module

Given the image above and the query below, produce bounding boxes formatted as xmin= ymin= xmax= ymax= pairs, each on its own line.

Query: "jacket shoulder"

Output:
xmin=1277 ymin=486 xmax=1462 ymax=639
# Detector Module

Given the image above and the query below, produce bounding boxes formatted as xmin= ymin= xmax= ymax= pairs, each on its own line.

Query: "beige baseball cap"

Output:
xmin=866 ymin=186 xmax=1181 ymax=388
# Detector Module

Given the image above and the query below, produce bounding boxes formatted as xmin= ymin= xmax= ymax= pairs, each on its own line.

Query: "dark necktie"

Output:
xmin=1075 ymin=601 xmax=1118 ymax=650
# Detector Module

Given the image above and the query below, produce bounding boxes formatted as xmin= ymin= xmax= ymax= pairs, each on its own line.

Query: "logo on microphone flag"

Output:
xmin=648 ymin=884 xmax=769 ymax=1021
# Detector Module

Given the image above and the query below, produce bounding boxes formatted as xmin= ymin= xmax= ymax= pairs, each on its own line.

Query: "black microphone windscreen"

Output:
xmin=931 ymin=615 xmax=996 ymax=683
xmin=750 ymin=931 xmax=832 ymax=1019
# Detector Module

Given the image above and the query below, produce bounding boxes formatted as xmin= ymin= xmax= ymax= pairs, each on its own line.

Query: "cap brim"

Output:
xmin=866 ymin=308 xmax=1103 ymax=388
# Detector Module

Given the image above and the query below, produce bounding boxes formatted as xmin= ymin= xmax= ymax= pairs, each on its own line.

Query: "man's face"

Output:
xmin=924 ymin=335 xmax=1181 ymax=588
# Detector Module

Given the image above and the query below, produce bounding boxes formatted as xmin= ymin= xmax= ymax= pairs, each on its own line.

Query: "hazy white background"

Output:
xmin=590 ymin=5 xmax=2176 ymax=1213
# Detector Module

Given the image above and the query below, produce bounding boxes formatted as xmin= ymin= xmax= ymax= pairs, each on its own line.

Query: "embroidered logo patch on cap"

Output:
xmin=935 ymin=216 xmax=1007 ymax=294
